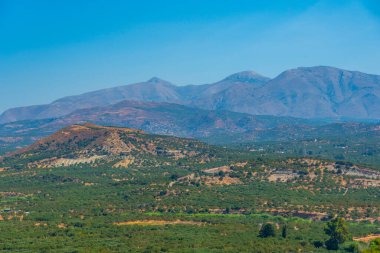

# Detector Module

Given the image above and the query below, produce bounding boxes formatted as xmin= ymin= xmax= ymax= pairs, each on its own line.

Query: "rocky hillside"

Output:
xmin=1 ymin=123 xmax=223 ymax=168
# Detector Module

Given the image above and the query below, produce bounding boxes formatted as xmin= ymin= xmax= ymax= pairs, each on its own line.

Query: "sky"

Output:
xmin=1 ymin=0 xmax=380 ymax=112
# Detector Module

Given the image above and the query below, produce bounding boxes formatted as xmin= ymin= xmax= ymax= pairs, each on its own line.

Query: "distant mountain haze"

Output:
xmin=1 ymin=66 xmax=380 ymax=123
xmin=249 ymin=66 xmax=380 ymax=119
xmin=0 ymin=101 xmax=316 ymax=152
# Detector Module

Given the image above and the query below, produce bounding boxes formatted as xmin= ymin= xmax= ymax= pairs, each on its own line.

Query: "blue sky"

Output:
xmin=1 ymin=0 xmax=380 ymax=112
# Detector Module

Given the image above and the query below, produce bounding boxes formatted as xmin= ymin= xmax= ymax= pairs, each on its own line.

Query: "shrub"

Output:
xmin=259 ymin=223 xmax=276 ymax=238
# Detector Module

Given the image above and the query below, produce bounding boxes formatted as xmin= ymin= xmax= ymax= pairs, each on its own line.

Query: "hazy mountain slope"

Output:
xmin=179 ymin=71 xmax=270 ymax=100
xmin=186 ymin=71 xmax=270 ymax=110
xmin=249 ymin=66 xmax=380 ymax=119
xmin=0 ymin=71 xmax=270 ymax=123
xmin=0 ymin=78 xmax=181 ymax=123
xmin=191 ymin=67 xmax=380 ymax=119
xmin=1 ymin=66 xmax=380 ymax=123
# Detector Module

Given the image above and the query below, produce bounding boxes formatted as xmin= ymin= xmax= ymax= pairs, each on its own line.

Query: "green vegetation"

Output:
xmin=0 ymin=124 xmax=380 ymax=252
xmin=237 ymin=135 xmax=380 ymax=170
xmin=259 ymin=223 xmax=276 ymax=238
xmin=281 ymin=224 xmax=287 ymax=238
xmin=0 ymin=160 xmax=378 ymax=252
xmin=324 ymin=217 xmax=349 ymax=250
xmin=361 ymin=239 xmax=380 ymax=253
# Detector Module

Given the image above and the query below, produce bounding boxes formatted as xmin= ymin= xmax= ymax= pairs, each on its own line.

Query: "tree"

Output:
xmin=345 ymin=242 xmax=359 ymax=253
xmin=259 ymin=223 xmax=276 ymax=238
xmin=324 ymin=217 xmax=349 ymax=250
xmin=281 ymin=224 xmax=287 ymax=238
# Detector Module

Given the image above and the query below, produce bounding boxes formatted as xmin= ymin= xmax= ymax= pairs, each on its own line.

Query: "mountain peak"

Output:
xmin=147 ymin=77 xmax=168 ymax=83
xmin=223 ymin=71 xmax=270 ymax=83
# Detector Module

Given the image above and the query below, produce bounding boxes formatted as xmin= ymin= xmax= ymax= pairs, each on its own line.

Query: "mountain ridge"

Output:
xmin=1 ymin=66 xmax=380 ymax=123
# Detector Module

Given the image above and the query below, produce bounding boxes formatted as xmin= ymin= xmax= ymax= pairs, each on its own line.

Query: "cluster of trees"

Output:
xmin=258 ymin=223 xmax=287 ymax=239
xmin=259 ymin=217 xmax=353 ymax=251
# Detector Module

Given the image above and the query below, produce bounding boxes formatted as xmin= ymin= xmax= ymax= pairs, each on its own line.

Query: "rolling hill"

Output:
xmin=1 ymin=123 xmax=226 ymax=168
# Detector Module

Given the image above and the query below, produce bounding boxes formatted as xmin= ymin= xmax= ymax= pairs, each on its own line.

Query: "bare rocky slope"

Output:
xmin=1 ymin=123 xmax=221 ymax=168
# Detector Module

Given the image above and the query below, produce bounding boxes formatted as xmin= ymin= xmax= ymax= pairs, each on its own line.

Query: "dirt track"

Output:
xmin=353 ymin=234 xmax=380 ymax=243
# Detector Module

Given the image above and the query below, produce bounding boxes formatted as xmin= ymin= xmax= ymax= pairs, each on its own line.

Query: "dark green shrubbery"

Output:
xmin=259 ymin=223 xmax=276 ymax=238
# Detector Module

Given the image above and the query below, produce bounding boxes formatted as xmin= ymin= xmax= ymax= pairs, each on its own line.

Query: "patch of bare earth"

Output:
xmin=27 ymin=155 xmax=106 ymax=168
xmin=53 ymin=155 xmax=105 ymax=167
xmin=34 ymin=223 xmax=48 ymax=227
xmin=204 ymin=176 xmax=242 ymax=185
xmin=113 ymin=220 xmax=204 ymax=226
xmin=353 ymin=234 xmax=380 ymax=243
xmin=113 ymin=157 xmax=134 ymax=168
xmin=204 ymin=165 xmax=232 ymax=174
xmin=203 ymin=162 xmax=247 ymax=174
xmin=268 ymin=172 xmax=298 ymax=182
xmin=57 ymin=223 xmax=66 ymax=229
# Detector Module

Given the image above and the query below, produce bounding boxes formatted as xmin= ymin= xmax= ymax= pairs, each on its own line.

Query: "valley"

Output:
xmin=1 ymin=123 xmax=380 ymax=252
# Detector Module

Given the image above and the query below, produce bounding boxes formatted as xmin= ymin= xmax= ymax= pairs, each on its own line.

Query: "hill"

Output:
xmin=1 ymin=123 xmax=227 ymax=168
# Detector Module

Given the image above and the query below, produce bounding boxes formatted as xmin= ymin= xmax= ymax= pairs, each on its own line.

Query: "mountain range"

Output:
xmin=2 ymin=66 xmax=380 ymax=124
xmin=0 ymin=100 xmax=321 ymax=154
xmin=1 ymin=98 xmax=380 ymax=156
